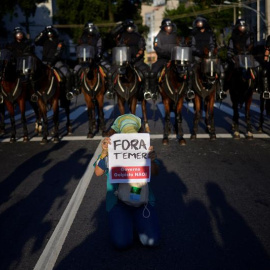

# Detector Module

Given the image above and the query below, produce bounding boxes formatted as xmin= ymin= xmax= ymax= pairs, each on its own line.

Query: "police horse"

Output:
xmin=159 ymin=46 xmax=192 ymax=145
xmin=225 ymin=53 xmax=257 ymax=139
xmin=191 ymin=48 xmax=221 ymax=140
xmin=111 ymin=46 xmax=150 ymax=133
xmin=76 ymin=44 xmax=106 ymax=137
xmin=25 ymin=54 xmax=72 ymax=144
xmin=0 ymin=49 xmax=41 ymax=142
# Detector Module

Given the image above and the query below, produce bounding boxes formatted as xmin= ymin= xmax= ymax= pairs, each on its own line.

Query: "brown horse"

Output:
xmin=225 ymin=54 xmax=257 ymax=139
xmin=111 ymin=46 xmax=150 ymax=132
xmin=0 ymin=49 xmax=41 ymax=142
xmin=25 ymin=55 xmax=72 ymax=144
xmin=191 ymin=49 xmax=221 ymax=140
xmin=159 ymin=46 xmax=192 ymax=145
xmin=76 ymin=45 xmax=106 ymax=137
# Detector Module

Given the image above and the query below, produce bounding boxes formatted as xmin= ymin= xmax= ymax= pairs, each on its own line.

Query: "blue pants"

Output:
xmin=108 ymin=202 xmax=160 ymax=249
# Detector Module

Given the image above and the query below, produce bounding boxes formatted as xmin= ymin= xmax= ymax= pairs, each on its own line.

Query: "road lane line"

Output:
xmin=1 ymin=133 xmax=270 ymax=143
xmin=33 ymin=140 xmax=102 ymax=270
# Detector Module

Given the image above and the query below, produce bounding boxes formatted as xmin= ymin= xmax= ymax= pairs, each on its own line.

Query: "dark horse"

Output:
xmin=0 ymin=49 xmax=41 ymax=142
xmin=111 ymin=46 xmax=150 ymax=132
xmin=24 ymin=55 xmax=72 ymax=144
xmin=191 ymin=48 xmax=221 ymax=140
xmin=159 ymin=46 xmax=192 ymax=145
xmin=76 ymin=44 xmax=106 ymax=137
xmin=225 ymin=53 xmax=257 ymax=139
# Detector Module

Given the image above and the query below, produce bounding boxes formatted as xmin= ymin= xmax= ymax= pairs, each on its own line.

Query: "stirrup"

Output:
xmin=187 ymin=89 xmax=195 ymax=100
xmin=263 ymin=91 xmax=270 ymax=99
xmin=151 ymin=92 xmax=158 ymax=101
xmin=0 ymin=94 xmax=3 ymax=104
xmin=73 ymin=87 xmax=80 ymax=96
xmin=105 ymin=91 xmax=114 ymax=99
xmin=219 ymin=91 xmax=227 ymax=100
xmin=144 ymin=91 xmax=152 ymax=101
xmin=31 ymin=93 xmax=38 ymax=102
xmin=66 ymin=92 xmax=74 ymax=100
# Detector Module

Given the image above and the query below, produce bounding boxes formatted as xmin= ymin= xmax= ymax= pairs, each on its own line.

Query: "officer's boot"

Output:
xmin=149 ymin=72 xmax=158 ymax=101
xmin=30 ymin=77 xmax=38 ymax=102
xmin=143 ymin=72 xmax=152 ymax=100
xmin=186 ymin=70 xmax=195 ymax=100
xmin=105 ymin=72 xmax=114 ymax=99
xmin=65 ymin=75 xmax=74 ymax=100
xmin=72 ymin=71 xmax=81 ymax=96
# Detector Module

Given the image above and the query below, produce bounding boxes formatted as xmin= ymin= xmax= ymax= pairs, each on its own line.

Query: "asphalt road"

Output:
xmin=0 ymin=95 xmax=270 ymax=270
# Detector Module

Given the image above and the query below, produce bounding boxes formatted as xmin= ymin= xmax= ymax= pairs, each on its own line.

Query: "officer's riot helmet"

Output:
xmin=45 ymin=25 xmax=58 ymax=38
xmin=193 ymin=16 xmax=208 ymax=30
xmin=123 ymin=19 xmax=137 ymax=33
xmin=84 ymin=22 xmax=99 ymax=35
xmin=13 ymin=27 xmax=25 ymax=41
xmin=235 ymin=19 xmax=248 ymax=33
xmin=161 ymin=18 xmax=177 ymax=33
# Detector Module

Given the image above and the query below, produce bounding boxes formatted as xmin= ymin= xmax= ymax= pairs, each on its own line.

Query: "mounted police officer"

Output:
xmin=190 ymin=16 xmax=227 ymax=100
xmin=226 ymin=19 xmax=259 ymax=91
xmin=108 ymin=19 xmax=150 ymax=100
xmin=34 ymin=25 xmax=74 ymax=101
xmin=151 ymin=19 xmax=178 ymax=101
xmin=73 ymin=22 xmax=110 ymax=95
xmin=6 ymin=27 xmax=34 ymax=66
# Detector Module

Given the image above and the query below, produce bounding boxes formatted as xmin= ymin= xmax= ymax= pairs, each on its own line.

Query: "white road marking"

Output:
xmin=33 ymin=140 xmax=102 ymax=270
xmin=1 ymin=133 xmax=270 ymax=143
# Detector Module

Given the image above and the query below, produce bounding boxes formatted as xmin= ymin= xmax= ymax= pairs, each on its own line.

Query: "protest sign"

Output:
xmin=108 ymin=133 xmax=151 ymax=184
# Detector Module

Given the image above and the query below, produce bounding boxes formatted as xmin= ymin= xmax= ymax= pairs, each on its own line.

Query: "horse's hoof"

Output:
xmin=162 ymin=138 xmax=169 ymax=145
xmin=210 ymin=134 xmax=216 ymax=141
xmin=258 ymin=126 xmax=263 ymax=133
xmin=53 ymin=137 xmax=60 ymax=143
xmin=190 ymin=134 xmax=197 ymax=140
xmin=233 ymin=131 xmax=240 ymax=139
xmin=10 ymin=137 xmax=16 ymax=143
xmin=87 ymin=133 xmax=94 ymax=139
xmin=246 ymin=131 xmax=253 ymax=140
xmin=23 ymin=136 xmax=29 ymax=142
xmin=40 ymin=138 xmax=48 ymax=145
xmin=145 ymin=123 xmax=150 ymax=133
xmin=179 ymin=138 xmax=186 ymax=146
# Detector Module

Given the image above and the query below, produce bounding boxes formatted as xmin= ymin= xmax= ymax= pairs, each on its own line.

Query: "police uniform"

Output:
xmin=73 ymin=22 xmax=110 ymax=95
xmin=109 ymin=20 xmax=150 ymax=100
xmin=34 ymin=26 xmax=73 ymax=100
xmin=150 ymin=19 xmax=178 ymax=100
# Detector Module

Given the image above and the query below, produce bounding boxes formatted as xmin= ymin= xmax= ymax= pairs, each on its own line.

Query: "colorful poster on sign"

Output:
xmin=108 ymin=133 xmax=151 ymax=183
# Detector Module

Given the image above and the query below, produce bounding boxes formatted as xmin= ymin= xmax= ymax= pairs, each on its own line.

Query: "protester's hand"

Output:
xmin=100 ymin=137 xmax=111 ymax=158
xmin=148 ymin=146 xmax=157 ymax=161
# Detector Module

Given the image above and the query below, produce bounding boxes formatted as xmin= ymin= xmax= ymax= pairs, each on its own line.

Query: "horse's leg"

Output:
xmin=0 ymin=103 xmax=5 ymax=135
xmin=175 ymin=97 xmax=186 ymax=145
xmin=6 ymin=102 xmax=16 ymax=142
xmin=141 ymin=99 xmax=150 ymax=133
xmin=245 ymin=93 xmax=253 ymax=139
xmin=208 ymin=92 xmax=216 ymax=140
xmin=18 ymin=97 xmax=29 ymax=142
xmin=30 ymin=100 xmax=42 ymax=134
xmin=39 ymin=101 xmax=49 ymax=144
xmin=117 ymin=96 xmax=125 ymax=115
xmin=52 ymin=98 xmax=60 ymax=143
xmin=191 ymin=95 xmax=201 ymax=140
xmin=64 ymin=102 xmax=72 ymax=135
xmin=232 ymin=99 xmax=240 ymax=139
xmin=97 ymin=95 xmax=106 ymax=137
xmin=162 ymin=99 xmax=171 ymax=145
xmin=258 ymin=94 xmax=264 ymax=133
